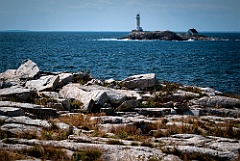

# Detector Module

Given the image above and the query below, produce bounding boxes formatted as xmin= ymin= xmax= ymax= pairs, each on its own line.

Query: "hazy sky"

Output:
xmin=0 ymin=0 xmax=240 ymax=32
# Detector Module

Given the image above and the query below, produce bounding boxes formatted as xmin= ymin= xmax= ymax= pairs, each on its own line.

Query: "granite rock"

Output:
xmin=121 ymin=73 xmax=156 ymax=89
xmin=15 ymin=60 xmax=40 ymax=80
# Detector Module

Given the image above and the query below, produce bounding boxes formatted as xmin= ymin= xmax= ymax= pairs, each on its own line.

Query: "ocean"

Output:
xmin=0 ymin=32 xmax=240 ymax=94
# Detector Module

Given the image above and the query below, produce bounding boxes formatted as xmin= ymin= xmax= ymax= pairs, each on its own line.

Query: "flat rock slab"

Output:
xmin=1 ymin=123 xmax=43 ymax=135
xmin=172 ymin=90 xmax=200 ymax=101
xmin=6 ymin=139 xmax=165 ymax=161
xmin=0 ymin=86 xmax=37 ymax=101
xmin=191 ymin=96 xmax=240 ymax=108
xmin=157 ymin=134 xmax=240 ymax=160
xmin=0 ymin=107 xmax=24 ymax=116
xmin=121 ymin=73 xmax=156 ymax=89
xmin=4 ymin=116 xmax=51 ymax=128
xmin=26 ymin=75 xmax=59 ymax=91
xmin=0 ymin=101 xmax=58 ymax=119
xmin=134 ymin=108 xmax=171 ymax=117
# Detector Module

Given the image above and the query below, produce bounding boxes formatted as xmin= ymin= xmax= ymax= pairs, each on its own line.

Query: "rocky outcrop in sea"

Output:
xmin=0 ymin=60 xmax=239 ymax=161
xmin=121 ymin=30 xmax=225 ymax=41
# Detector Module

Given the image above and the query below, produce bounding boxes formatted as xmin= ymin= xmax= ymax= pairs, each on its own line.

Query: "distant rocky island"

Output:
xmin=121 ymin=30 xmax=221 ymax=41
xmin=121 ymin=13 xmax=225 ymax=41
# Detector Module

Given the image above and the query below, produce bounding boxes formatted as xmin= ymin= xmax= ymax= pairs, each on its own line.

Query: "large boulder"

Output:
xmin=26 ymin=75 xmax=59 ymax=91
xmin=0 ymin=86 xmax=37 ymax=102
xmin=191 ymin=96 xmax=240 ymax=108
xmin=59 ymin=84 xmax=128 ymax=112
xmin=59 ymin=84 xmax=108 ymax=111
xmin=15 ymin=60 xmax=40 ymax=79
xmin=121 ymin=73 xmax=156 ymax=89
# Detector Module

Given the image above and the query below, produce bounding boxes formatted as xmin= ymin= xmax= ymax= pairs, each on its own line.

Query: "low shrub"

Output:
xmin=22 ymin=145 xmax=70 ymax=160
xmin=106 ymin=139 xmax=124 ymax=145
xmin=72 ymin=147 xmax=103 ymax=161
xmin=0 ymin=149 xmax=23 ymax=161
xmin=141 ymin=141 xmax=154 ymax=148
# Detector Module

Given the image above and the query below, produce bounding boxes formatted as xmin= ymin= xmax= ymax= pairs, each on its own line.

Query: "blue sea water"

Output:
xmin=0 ymin=31 xmax=240 ymax=94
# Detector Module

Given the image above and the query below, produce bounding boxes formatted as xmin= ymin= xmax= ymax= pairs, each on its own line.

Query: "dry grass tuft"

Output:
xmin=59 ymin=113 xmax=103 ymax=130
xmin=72 ymin=146 xmax=103 ymax=161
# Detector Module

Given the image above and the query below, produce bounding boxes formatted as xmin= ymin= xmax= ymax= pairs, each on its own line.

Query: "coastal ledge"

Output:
xmin=121 ymin=30 xmax=221 ymax=41
xmin=0 ymin=59 xmax=240 ymax=160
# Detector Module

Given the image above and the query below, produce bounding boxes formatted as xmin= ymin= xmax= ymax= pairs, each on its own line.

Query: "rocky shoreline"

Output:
xmin=0 ymin=60 xmax=240 ymax=161
xmin=121 ymin=30 xmax=225 ymax=41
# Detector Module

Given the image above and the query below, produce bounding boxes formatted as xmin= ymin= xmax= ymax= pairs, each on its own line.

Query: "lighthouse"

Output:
xmin=136 ymin=13 xmax=143 ymax=31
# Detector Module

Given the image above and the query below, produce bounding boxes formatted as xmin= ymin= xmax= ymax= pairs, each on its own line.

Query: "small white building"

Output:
xmin=136 ymin=14 xmax=143 ymax=31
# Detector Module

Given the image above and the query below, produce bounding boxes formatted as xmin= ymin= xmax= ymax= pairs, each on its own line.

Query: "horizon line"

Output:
xmin=1 ymin=30 xmax=240 ymax=33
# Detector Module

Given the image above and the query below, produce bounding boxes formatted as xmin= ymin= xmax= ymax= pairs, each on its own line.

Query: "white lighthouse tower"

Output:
xmin=136 ymin=13 xmax=143 ymax=31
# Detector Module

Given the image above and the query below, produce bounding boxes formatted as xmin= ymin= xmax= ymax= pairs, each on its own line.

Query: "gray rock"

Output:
xmin=172 ymin=90 xmax=200 ymax=101
xmin=116 ymin=89 xmax=142 ymax=100
xmin=100 ymin=107 xmax=114 ymax=115
xmin=15 ymin=60 xmax=40 ymax=79
xmin=104 ymin=90 xmax=127 ymax=104
xmin=39 ymin=91 xmax=60 ymax=99
xmin=0 ymin=101 xmax=58 ymax=119
xmin=0 ymin=86 xmax=37 ymax=101
xmin=199 ymin=107 xmax=240 ymax=117
xmin=0 ymin=69 xmax=17 ymax=80
xmin=1 ymin=123 xmax=43 ymax=135
xmin=26 ymin=75 xmax=59 ymax=91
xmin=100 ymin=116 xmax=123 ymax=124
xmin=199 ymin=87 xmax=217 ymax=96
xmin=208 ymin=138 xmax=240 ymax=154
xmin=191 ymin=96 xmax=240 ymax=108
xmin=177 ymin=145 xmax=236 ymax=161
xmin=162 ymin=101 xmax=174 ymax=108
xmin=50 ymin=102 xmax=64 ymax=111
xmin=161 ymin=155 xmax=182 ymax=161
xmin=142 ymin=93 xmax=156 ymax=101
xmin=55 ymin=98 xmax=70 ymax=111
xmin=4 ymin=116 xmax=51 ymax=128
xmin=59 ymin=84 xmax=107 ymax=111
xmin=0 ymin=107 xmax=24 ymax=116
xmin=56 ymin=122 xmax=71 ymax=132
xmin=85 ymin=78 xmax=103 ymax=86
xmin=59 ymin=84 xmax=128 ymax=111
xmin=0 ymin=69 xmax=21 ymax=88
xmin=115 ymin=100 xmax=140 ymax=112
xmin=134 ymin=108 xmax=171 ymax=117
xmin=121 ymin=73 xmax=156 ymax=89
xmin=56 ymin=72 xmax=73 ymax=87
xmin=104 ymin=78 xmax=115 ymax=84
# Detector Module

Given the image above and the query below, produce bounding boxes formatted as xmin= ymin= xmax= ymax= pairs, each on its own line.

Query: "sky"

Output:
xmin=0 ymin=0 xmax=240 ymax=32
